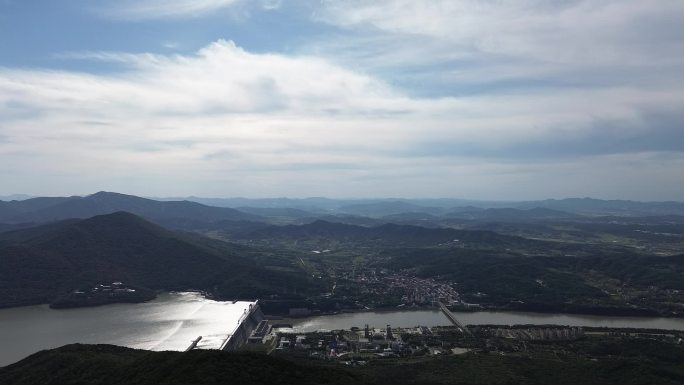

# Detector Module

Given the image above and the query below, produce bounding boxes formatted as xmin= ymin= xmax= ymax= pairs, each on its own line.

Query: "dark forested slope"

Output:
xmin=0 ymin=212 xmax=311 ymax=308
xmin=2 ymin=343 xmax=683 ymax=385
xmin=0 ymin=192 xmax=262 ymax=226
xmin=0 ymin=345 xmax=363 ymax=385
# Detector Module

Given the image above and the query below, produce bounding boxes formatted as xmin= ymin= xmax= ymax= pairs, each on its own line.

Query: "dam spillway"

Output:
xmin=220 ymin=301 xmax=265 ymax=351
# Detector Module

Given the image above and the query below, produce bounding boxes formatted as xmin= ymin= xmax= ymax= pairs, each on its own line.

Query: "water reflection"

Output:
xmin=285 ymin=309 xmax=684 ymax=332
xmin=0 ymin=292 xmax=253 ymax=367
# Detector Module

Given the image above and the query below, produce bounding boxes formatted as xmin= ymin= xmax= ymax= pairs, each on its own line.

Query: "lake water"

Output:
xmin=0 ymin=292 xmax=253 ymax=367
xmin=283 ymin=309 xmax=684 ymax=332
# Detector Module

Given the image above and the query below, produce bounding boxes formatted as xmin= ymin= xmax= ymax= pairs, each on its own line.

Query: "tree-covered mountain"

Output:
xmin=0 ymin=345 xmax=363 ymax=385
xmin=234 ymin=206 xmax=316 ymax=219
xmin=231 ymin=219 xmax=543 ymax=249
xmin=0 ymin=192 xmax=262 ymax=226
xmin=3 ymin=342 xmax=683 ymax=385
xmin=337 ymin=201 xmax=446 ymax=217
xmin=161 ymin=196 xmax=684 ymax=217
xmin=0 ymin=212 xmax=314 ymax=308
xmin=443 ymin=207 xmax=579 ymax=221
xmin=515 ymin=198 xmax=684 ymax=216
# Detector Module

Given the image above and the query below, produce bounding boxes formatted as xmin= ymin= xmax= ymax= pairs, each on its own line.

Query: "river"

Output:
xmin=282 ymin=308 xmax=684 ymax=333
xmin=2 ymin=294 xmax=684 ymax=367
xmin=0 ymin=292 xmax=253 ymax=367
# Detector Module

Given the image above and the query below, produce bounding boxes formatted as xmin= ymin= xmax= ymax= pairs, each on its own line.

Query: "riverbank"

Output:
xmin=287 ymin=301 xmax=682 ymax=321
xmin=496 ymin=302 xmax=681 ymax=318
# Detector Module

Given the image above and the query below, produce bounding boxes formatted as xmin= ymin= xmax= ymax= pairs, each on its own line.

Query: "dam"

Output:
xmin=219 ymin=301 xmax=265 ymax=351
xmin=183 ymin=300 xmax=265 ymax=352
xmin=0 ymin=292 xmax=259 ymax=367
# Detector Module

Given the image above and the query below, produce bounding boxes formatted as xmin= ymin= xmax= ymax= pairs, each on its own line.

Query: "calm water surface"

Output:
xmin=0 ymin=292 xmax=253 ymax=367
xmin=3 ymin=294 xmax=684 ymax=368
xmin=284 ymin=309 xmax=684 ymax=332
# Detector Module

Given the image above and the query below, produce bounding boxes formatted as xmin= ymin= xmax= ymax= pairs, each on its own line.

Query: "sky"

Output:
xmin=1 ymin=0 xmax=683 ymax=200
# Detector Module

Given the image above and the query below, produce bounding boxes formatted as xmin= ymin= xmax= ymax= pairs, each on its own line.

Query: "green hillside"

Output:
xmin=0 ymin=212 xmax=316 ymax=308
xmin=2 ymin=342 xmax=683 ymax=385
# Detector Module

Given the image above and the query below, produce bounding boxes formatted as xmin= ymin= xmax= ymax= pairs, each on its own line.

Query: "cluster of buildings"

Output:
xmin=271 ymin=324 xmax=416 ymax=359
xmin=389 ymin=275 xmax=459 ymax=305
xmin=244 ymin=323 xmax=478 ymax=360
xmin=473 ymin=326 xmax=585 ymax=341
xmin=338 ymin=267 xmax=461 ymax=307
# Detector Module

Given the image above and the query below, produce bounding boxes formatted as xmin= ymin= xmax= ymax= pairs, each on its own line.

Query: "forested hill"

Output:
xmin=2 ymin=343 xmax=683 ymax=385
xmin=0 ymin=212 xmax=312 ymax=308
xmin=0 ymin=345 xmax=363 ymax=385
xmin=233 ymin=219 xmax=543 ymax=249
xmin=0 ymin=191 xmax=262 ymax=225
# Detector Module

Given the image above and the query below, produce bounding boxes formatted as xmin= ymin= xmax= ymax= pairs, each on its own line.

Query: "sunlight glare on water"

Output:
xmin=0 ymin=292 xmax=254 ymax=367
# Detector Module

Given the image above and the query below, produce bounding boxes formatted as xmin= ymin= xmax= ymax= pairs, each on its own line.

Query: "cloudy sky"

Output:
xmin=1 ymin=0 xmax=683 ymax=200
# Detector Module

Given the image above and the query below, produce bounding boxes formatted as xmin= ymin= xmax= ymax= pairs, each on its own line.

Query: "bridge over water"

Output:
xmin=437 ymin=301 xmax=473 ymax=336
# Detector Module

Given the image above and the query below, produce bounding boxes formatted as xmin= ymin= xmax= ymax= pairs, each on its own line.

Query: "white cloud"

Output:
xmin=308 ymin=0 xmax=684 ymax=104
xmin=94 ymin=0 xmax=285 ymax=20
xmin=318 ymin=0 xmax=684 ymax=65
xmin=96 ymin=0 xmax=242 ymax=20
xmin=261 ymin=0 xmax=282 ymax=11
xmin=1 ymin=38 xmax=683 ymax=198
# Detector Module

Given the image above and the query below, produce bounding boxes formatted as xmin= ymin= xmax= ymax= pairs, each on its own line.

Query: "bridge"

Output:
xmin=437 ymin=301 xmax=472 ymax=336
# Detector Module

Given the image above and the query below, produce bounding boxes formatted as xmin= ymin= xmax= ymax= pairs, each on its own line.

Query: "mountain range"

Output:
xmin=231 ymin=219 xmax=542 ymax=249
xmin=3 ymin=193 xmax=684 ymax=229
xmin=157 ymin=196 xmax=684 ymax=216
xmin=0 ymin=192 xmax=262 ymax=226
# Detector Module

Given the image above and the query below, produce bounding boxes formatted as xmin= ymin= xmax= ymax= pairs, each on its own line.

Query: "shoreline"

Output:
xmin=275 ymin=307 xmax=684 ymax=332
xmin=288 ymin=303 xmax=683 ymax=320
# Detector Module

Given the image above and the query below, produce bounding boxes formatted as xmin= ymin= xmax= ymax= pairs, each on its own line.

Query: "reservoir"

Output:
xmin=2 ymin=293 xmax=684 ymax=367
xmin=0 ymin=292 xmax=253 ymax=367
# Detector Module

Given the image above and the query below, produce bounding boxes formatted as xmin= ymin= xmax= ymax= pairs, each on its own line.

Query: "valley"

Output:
xmin=1 ymin=193 xmax=683 ymax=384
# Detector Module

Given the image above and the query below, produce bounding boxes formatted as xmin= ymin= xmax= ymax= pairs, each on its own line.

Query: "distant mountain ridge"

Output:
xmin=337 ymin=201 xmax=445 ymax=217
xmin=443 ymin=207 xmax=579 ymax=221
xmin=233 ymin=219 xmax=540 ymax=249
xmin=0 ymin=194 xmax=32 ymax=201
xmin=157 ymin=196 xmax=684 ymax=217
xmin=3 ymin=193 xmax=684 ymax=229
xmin=0 ymin=192 xmax=262 ymax=226
xmin=516 ymin=198 xmax=684 ymax=216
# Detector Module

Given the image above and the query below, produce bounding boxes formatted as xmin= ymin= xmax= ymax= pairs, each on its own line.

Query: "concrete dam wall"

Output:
xmin=221 ymin=301 xmax=265 ymax=351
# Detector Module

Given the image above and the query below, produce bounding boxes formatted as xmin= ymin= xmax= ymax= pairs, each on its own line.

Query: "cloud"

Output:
xmin=311 ymin=0 xmax=684 ymax=99
xmin=318 ymin=1 xmax=684 ymax=64
xmin=94 ymin=0 xmax=241 ymax=20
xmin=261 ymin=0 xmax=282 ymax=11
xmin=0 ymin=41 xmax=419 ymax=193
xmin=1 ymin=35 xmax=683 ymax=199
xmin=94 ymin=0 xmax=283 ymax=20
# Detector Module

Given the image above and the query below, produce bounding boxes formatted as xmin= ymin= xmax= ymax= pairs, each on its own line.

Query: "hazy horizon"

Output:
xmin=1 ymin=1 xmax=683 ymax=200
xmin=1 ymin=191 xmax=683 ymax=204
